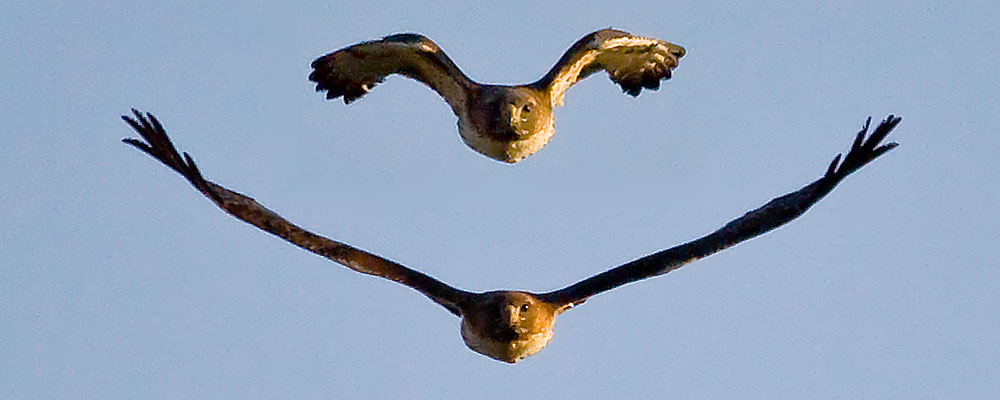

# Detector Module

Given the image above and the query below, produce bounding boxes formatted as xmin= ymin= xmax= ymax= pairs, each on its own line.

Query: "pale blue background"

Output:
xmin=3 ymin=1 xmax=998 ymax=398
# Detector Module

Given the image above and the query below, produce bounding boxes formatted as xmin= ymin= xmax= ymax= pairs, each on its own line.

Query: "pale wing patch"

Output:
xmin=547 ymin=50 xmax=598 ymax=106
xmin=599 ymin=36 xmax=662 ymax=50
xmin=597 ymin=37 xmax=672 ymax=72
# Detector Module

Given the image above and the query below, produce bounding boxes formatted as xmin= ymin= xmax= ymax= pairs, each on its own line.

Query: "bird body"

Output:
xmin=309 ymin=29 xmax=685 ymax=163
xmin=122 ymin=110 xmax=900 ymax=363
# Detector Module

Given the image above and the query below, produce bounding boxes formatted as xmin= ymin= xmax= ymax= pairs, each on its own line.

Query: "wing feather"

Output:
xmin=122 ymin=109 xmax=472 ymax=316
xmin=309 ymin=34 xmax=473 ymax=115
xmin=541 ymin=116 xmax=901 ymax=308
xmin=534 ymin=29 xmax=685 ymax=106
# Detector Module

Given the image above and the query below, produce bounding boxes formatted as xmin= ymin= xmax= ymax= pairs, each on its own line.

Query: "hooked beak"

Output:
xmin=505 ymin=304 xmax=519 ymax=326
xmin=508 ymin=103 xmax=522 ymax=127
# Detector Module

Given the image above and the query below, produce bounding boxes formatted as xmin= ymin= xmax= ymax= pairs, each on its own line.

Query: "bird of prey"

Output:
xmin=309 ymin=29 xmax=686 ymax=163
xmin=122 ymin=110 xmax=900 ymax=363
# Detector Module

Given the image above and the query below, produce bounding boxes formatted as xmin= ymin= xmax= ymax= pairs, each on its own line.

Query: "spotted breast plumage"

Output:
xmin=308 ymin=29 xmax=686 ymax=163
xmin=122 ymin=109 xmax=900 ymax=363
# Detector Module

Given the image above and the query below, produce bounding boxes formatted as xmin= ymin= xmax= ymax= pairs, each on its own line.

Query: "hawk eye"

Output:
xmin=522 ymin=104 xmax=531 ymax=113
xmin=520 ymin=304 xmax=530 ymax=313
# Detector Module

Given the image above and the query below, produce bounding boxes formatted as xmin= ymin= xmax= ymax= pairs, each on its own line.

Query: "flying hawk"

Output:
xmin=122 ymin=110 xmax=899 ymax=363
xmin=309 ymin=29 xmax=686 ymax=163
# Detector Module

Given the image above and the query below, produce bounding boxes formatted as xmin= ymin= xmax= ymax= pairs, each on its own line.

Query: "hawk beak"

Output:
xmin=505 ymin=304 xmax=519 ymax=326
xmin=508 ymin=104 xmax=519 ymax=124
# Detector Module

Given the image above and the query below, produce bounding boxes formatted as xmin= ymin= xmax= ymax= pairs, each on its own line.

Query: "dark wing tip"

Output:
xmin=827 ymin=114 xmax=902 ymax=180
xmin=309 ymin=55 xmax=328 ymax=69
xmin=309 ymin=50 xmax=382 ymax=104
xmin=121 ymin=137 xmax=153 ymax=156
xmin=866 ymin=115 xmax=901 ymax=149
xmin=621 ymin=84 xmax=643 ymax=97
xmin=872 ymin=142 xmax=899 ymax=160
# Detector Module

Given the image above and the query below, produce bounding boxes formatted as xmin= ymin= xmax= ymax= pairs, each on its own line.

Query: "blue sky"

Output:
xmin=3 ymin=0 xmax=998 ymax=398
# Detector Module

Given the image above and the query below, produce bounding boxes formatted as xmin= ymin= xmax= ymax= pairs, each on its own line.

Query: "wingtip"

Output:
xmin=883 ymin=115 xmax=903 ymax=131
xmin=872 ymin=142 xmax=900 ymax=159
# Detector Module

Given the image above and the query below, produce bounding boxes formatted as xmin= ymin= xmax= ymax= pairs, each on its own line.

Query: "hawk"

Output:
xmin=122 ymin=110 xmax=900 ymax=363
xmin=309 ymin=29 xmax=686 ymax=163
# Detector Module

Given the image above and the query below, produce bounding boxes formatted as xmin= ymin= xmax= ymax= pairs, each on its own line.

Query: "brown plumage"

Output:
xmin=122 ymin=110 xmax=900 ymax=363
xmin=309 ymin=29 xmax=686 ymax=163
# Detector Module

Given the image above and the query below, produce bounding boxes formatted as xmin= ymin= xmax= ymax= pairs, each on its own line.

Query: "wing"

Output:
xmin=532 ymin=29 xmax=685 ymax=106
xmin=309 ymin=33 xmax=475 ymax=114
xmin=541 ymin=115 xmax=901 ymax=309
xmin=121 ymin=109 xmax=472 ymax=316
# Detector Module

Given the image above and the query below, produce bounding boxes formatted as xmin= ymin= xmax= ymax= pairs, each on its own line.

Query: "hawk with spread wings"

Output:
xmin=309 ymin=29 xmax=686 ymax=163
xmin=123 ymin=111 xmax=899 ymax=363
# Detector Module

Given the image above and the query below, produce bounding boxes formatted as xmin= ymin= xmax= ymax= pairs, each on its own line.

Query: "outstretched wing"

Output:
xmin=541 ymin=116 xmax=901 ymax=309
xmin=121 ymin=109 xmax=472 ymax=316
xmin=309 ymin=33 xmax=475 ymax=114
xmin=532 ymin=29 xmax=685 ymax=106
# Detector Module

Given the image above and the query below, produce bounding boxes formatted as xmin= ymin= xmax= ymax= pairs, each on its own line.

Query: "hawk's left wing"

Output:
xmin=540 ymin=116 xmax=901 ymax=309
xmin=121 ymin=110 xmax=473 ymax=316
xmin=532 ymin=29 xmax=685 ymax=106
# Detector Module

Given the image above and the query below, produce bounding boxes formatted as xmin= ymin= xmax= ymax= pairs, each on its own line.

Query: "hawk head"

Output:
xmin=459 ymin=291 xmax=562 ymax=363
xmin=460 ymin=86 xmax=555 ymax=164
